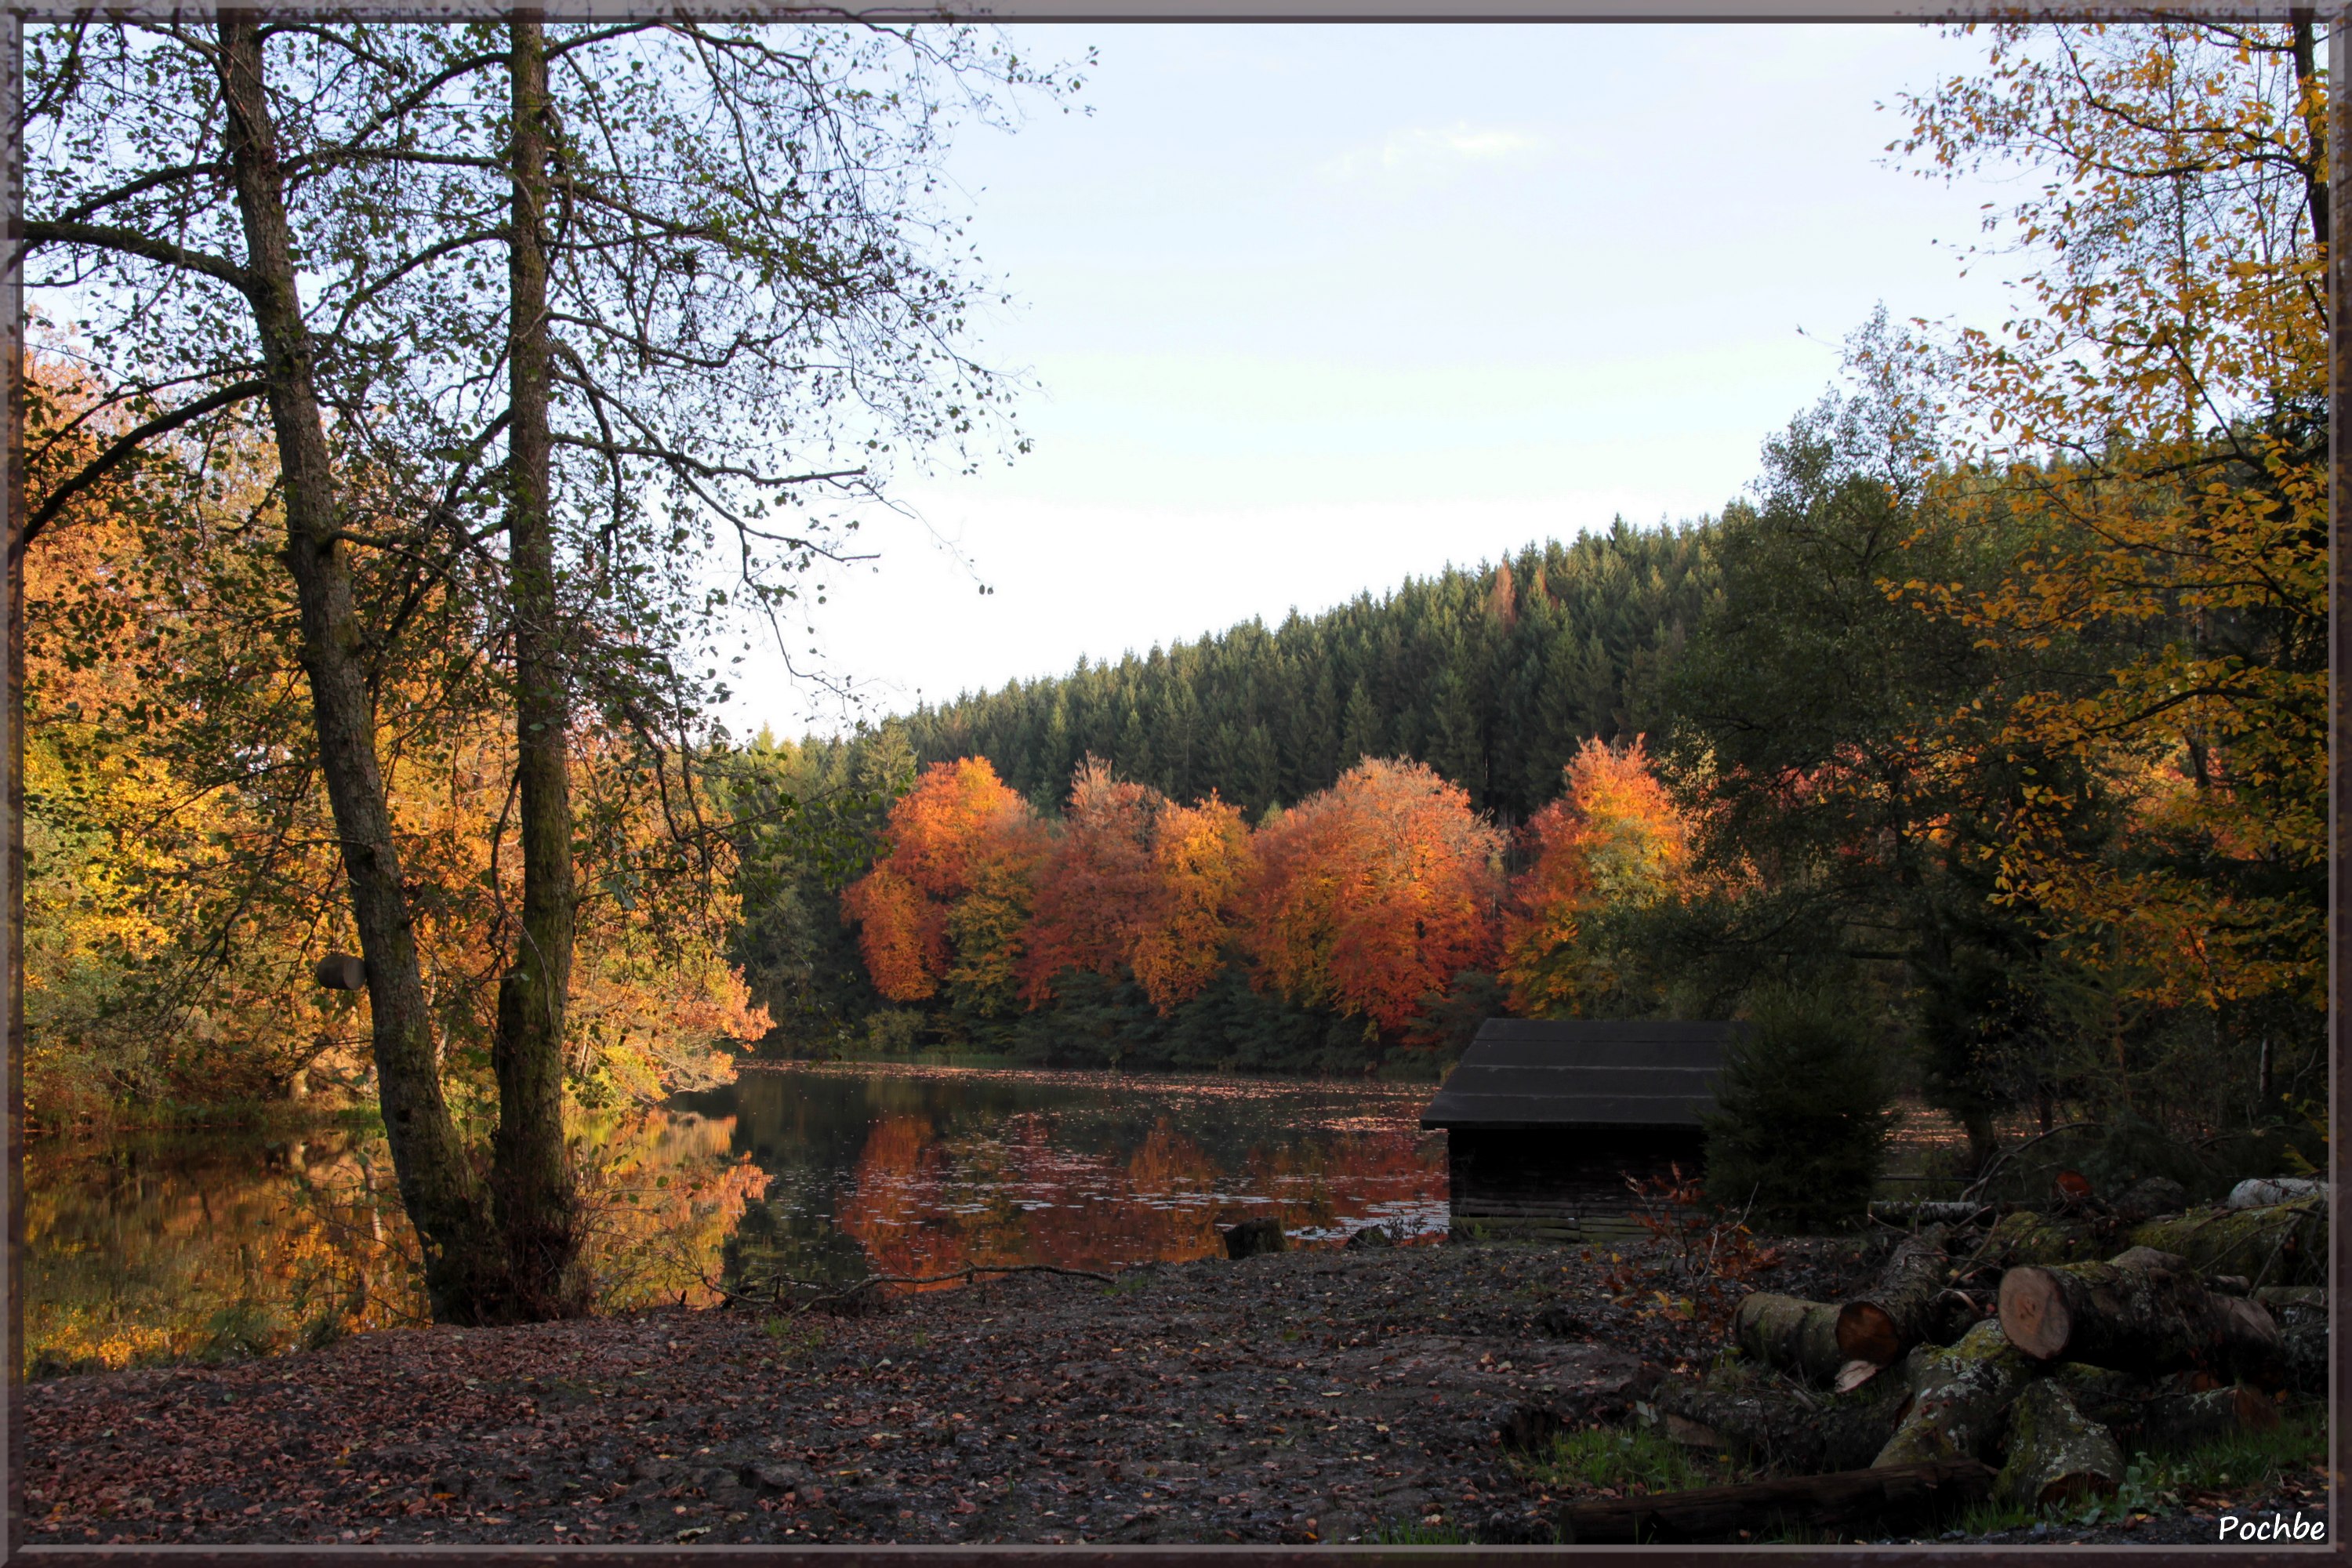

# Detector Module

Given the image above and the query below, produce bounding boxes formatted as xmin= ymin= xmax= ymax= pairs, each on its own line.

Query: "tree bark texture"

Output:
xmin=2034 ymin=1365 xmax=2278 ymax=1454
xmin=1971 ymin=1205 xmax=2322 ymax=1287
xmin=2124 ymin=1203 xmax=2325 ymax=1289
xmin=1998 ymin=1257 xmax=2281 ymax=1383
xmin=2267 ymin=1300 xmax=2325 ymax=1395
xmin=1731 ymin=1292 xmax=1848 ymax=1385
xmin=1652 ymin=1374 xmax=1907 ymax=1475
xmin=1837 ymin=1225 xmax=1955 ymax=1366
xmin=216 ymin=14 xmax=507 ymax=1323
xmin=1873 ymin=1319 xmax=2038 ymax=1468
xmin=491 ymin=11 xmax=589 ymax=1321
xmin=1552 ymin=1460 xmax=1994 ymax=1544
xmin=1992 ymin=1380 xmax=2123 ymax=1509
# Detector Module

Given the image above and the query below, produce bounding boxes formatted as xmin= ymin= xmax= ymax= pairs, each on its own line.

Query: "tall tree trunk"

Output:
xmin=492 ymin=13 xmax=589 ymax=1318
xmin=216 ymin=13 xmax=511 ymax=1323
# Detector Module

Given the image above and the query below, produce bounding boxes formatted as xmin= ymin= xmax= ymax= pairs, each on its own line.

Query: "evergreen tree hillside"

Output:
xmin=901 ymin=521 xmax=1719 ymax=822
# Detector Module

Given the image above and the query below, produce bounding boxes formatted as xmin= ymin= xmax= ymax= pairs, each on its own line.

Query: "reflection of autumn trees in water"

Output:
xmin=34 ymin=1068 xmax=1447 ymax=1370
xmin=27 ymin=1111 xmax=766 ymax=1374
xmin=573 ymin=1112 xmax=771 ymax=1312
xmin=27 ymin=1131 xmax=431 ymax=1375
xmin=832 ymin=1107 xmax=1443 ymax=1288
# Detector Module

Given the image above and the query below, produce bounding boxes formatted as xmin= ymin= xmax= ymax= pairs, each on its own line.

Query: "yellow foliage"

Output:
xmin=1900 ymin=23 xmax=2325 ymax=1014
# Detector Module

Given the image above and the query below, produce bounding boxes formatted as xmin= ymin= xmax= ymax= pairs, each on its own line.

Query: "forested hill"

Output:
xmin=898 ymin=518 xmax=1720 ymax=822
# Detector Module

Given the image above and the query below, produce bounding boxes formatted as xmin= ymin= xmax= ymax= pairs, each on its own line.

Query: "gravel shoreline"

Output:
xmin=25 ymin=1236 xmax=2325 ymax=1548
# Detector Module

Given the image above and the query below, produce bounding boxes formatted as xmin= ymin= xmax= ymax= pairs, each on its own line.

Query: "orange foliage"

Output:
xmin=1130 ymin=793 xmax=1252 ymax=1011
xmin=842 ymin=757 xmax=1044 ymax=1011
xmin=1020 ymin=760 xmax=1252 ymax=1012
xmin=1019 ymin=760 xmax=1160 ymax=1002
xmin=1242 ymin=758 xmax=1502 ymax=1033
xmin=1499 ymin=737 xmax=1692 ymax=1016
xmin=20 ymin=350 xmax=767 ymax=1116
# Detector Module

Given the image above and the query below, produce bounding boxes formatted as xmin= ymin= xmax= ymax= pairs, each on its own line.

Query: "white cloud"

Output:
xmin=1319 ymin=121 xmax=1551 ymax=182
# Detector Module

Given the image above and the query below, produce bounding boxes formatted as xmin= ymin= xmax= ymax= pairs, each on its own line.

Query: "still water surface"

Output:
xmin=27 ymin=1064 xmax=1446 ymax=1374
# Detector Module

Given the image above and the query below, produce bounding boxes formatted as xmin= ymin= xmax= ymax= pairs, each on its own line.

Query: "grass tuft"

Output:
xmin=1516 ymin=1425 xmax=1748 ymax=1494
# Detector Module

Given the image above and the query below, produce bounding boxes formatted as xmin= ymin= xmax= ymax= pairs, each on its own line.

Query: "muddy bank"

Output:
xmin=24 ymin=1236 xmax=2324 ymax=1548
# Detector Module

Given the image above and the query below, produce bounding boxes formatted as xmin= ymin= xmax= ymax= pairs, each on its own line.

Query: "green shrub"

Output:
xmin=1703 ymin=983 xmax=1895 ymax=1232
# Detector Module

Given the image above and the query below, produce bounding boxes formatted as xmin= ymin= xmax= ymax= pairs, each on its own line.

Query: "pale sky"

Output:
xmin=724 ymin=23 xmax=2038 ymax=738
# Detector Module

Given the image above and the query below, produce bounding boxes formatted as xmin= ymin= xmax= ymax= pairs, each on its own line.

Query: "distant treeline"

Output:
xmin=717 ymin=521 xmax=1724 ymax=1077
xmin=898 ymin=521 xmax=1719 ymax=825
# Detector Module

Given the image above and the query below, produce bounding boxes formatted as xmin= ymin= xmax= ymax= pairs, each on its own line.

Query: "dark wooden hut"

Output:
xmin=1419 ymin=1018 xmax=1741 ymax=1240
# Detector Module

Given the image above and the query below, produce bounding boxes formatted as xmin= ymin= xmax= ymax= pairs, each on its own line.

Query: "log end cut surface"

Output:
xmin=1836 ymin=1301 xmax=1904 ymax=1367
xmin=1998 ymin=1265 xmax=2072 ymax=1360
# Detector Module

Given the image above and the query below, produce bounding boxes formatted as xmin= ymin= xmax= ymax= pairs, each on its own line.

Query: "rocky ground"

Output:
xmin=24 ymin=1234 xmax=2327 ymax=1548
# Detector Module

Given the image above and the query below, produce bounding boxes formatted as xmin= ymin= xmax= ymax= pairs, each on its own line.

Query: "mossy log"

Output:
xmin=2126 ymin=1203 xmax=2325 ymax=1288
xmin=1554 ymin=1461 xmax=1996 ymax=1544
xmin=1873 ymin=1318 xmax=2039 ymax=1468
xmin=1974 ymin=1210 xmax=2114 ymax=1272
xmin=2270 ymin=1301 xmax=2325 ymax=1396
xmin=1998 ymin=1254 xmax=2281 ymax=1381
xmin=2049 ymin=1364 xmax=2278 ymax=1451
xmin=1973 ymin=1203 xmax=2324 ymax=1287
xmin=2049 ymin=1363 xmax=2147 ymax=1430
xmin=1837 ymin=1225 xmax=1955 ymax=1365
xmin=2140 ymin=1384 xmax=2281 ymax=1448
xmin=1652 ymin=1373 xmax=1908 ymax=1475
xmin=1731 ymin=1292 xmax=1849 ymax=1385
xmin=1994 ymin=1380 xmax=2124 ymax=1508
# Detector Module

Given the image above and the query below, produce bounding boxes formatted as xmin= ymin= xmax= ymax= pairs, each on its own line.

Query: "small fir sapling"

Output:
xmin=1702 ymin=983 xmax=1896 ymax=1232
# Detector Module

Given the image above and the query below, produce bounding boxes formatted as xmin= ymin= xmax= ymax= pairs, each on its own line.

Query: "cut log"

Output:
xmin=1994 ymin=1380 xmax=2123 ymax=1509
xmin=1836 ymin=1225 xmax=1954 ymax=1365
xmin=1869 ymin=1200 xmax=1993 ymax=1226
xmin=1997 ymin=1255 xmax=2281 ymax=1382
xmin=2105 ymin=1245 xmax=2190 ymax=1272
xmin=1731 ymin=1292 xmax=1848 ymax=1385
xmin=1873 ymin=1319 xmax=2038 ymax=1468
xmin=1973 ymin=1210 xmax=2112 ymax=1272
xmin=1553 ymin=1460 xmax=1995 ymax=1544
xmin=2226 ymin=1177 xmax=2322 ymax=1210
xmin=2138 ymin=1383 xmax=2281 ymax=1449
xmin=1652 ymin=1372 xmax=1908 ymax=1475
xmin=2252 ymin=1285 xmax=2323 ymax=1308
xmin=2049 ymin=1364 xmax=2280 ymax=1451
xmin=2111 ymin=1176 xmax=2188 ymax=1224
xmin=2049 ymin=1363 xmax=2149 ymax=1432
xmin=2270 ymin=1301 xmax=2325 ymax=1396
xmin=2125 ymin=1202 xmax=2324 ymax=1287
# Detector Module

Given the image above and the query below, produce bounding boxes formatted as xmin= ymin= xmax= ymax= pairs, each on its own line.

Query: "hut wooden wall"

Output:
xmin=1446 ymin=1127 xmax=1706 ymax=1222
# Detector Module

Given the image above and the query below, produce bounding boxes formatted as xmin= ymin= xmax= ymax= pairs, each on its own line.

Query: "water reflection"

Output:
xmin=702 ymin=1065 xmax=1447 ymax=1293
xmin=27 ymin=1065 xmax=1446 ymax=1374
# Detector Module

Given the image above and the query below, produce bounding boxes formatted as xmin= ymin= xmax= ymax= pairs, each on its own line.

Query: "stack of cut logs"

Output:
xmin=1549 ymin=1181 xmax=2324 ymax=1544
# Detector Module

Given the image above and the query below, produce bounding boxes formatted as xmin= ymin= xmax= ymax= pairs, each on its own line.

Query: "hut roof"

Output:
xmin=1419 ymin=1018 xmax=1740 ymax=1131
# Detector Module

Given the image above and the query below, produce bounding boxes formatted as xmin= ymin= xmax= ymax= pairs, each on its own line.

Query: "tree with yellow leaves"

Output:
xmin=1898 ymin=21 xmax=2326 ymax=1117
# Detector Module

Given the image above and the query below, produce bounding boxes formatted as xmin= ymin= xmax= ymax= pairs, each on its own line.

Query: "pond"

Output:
xmin=24 ymin=1063 xmax=1448 ymax=1377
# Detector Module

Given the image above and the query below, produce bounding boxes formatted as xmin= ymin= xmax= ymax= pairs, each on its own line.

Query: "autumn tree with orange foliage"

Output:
xmin=1021 ymin=760 xmax=1251 ymax=1014
xmin=1500 ymin=737 xmax=1694 ymax=1017
xmin=841 ymin=758 xmax=1046 ymax=1019
xmin=1242 ymin=758 xmax=1502 ymax=1036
